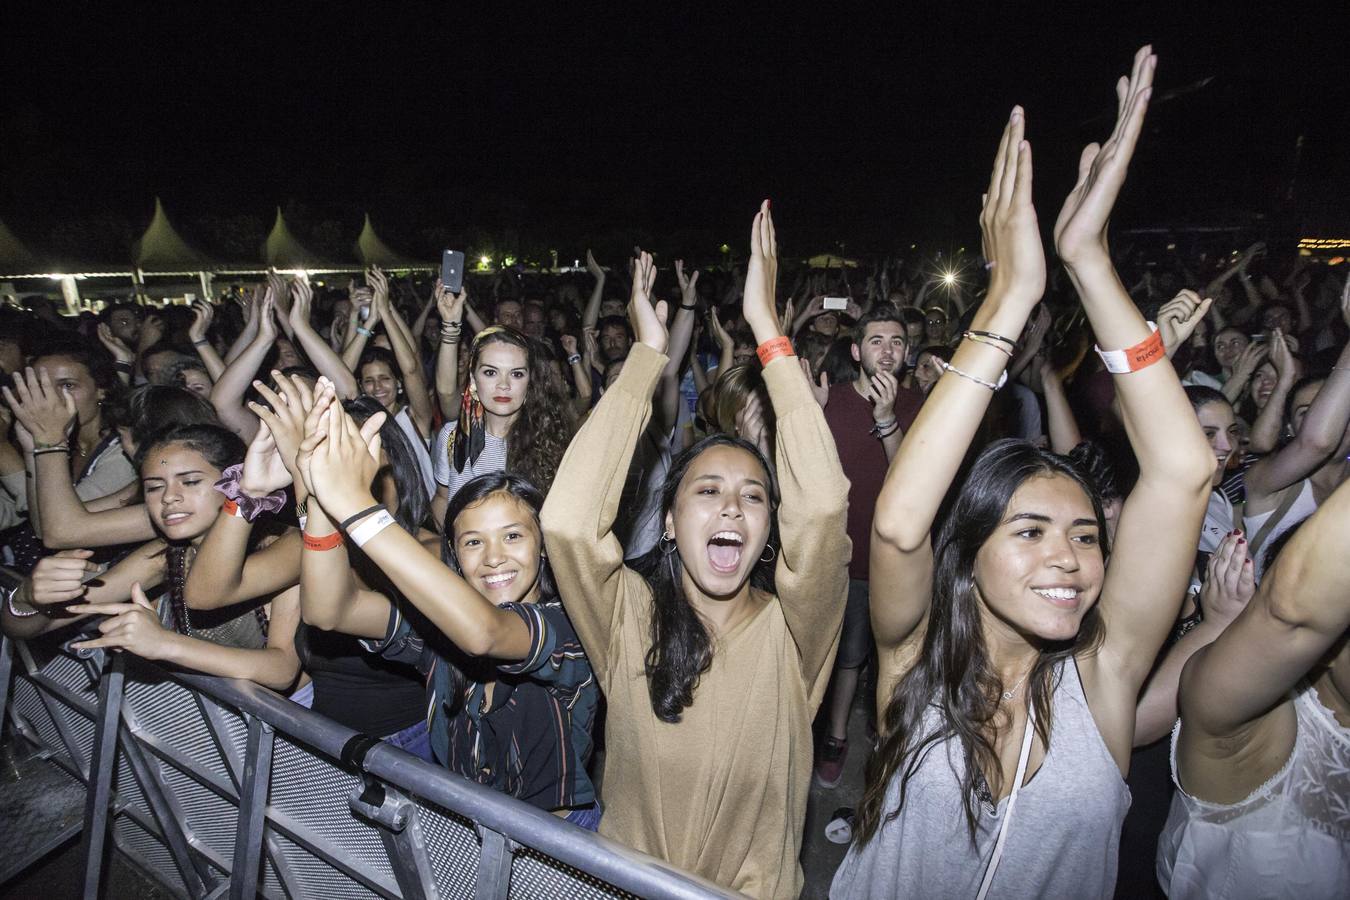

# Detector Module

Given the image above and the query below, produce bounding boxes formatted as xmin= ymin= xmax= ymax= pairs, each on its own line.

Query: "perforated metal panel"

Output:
xmin=267 ymin=828 xmax=386 ymax=900
xmin=267 ymin=735 xmax=396 ymax=879
xmin=113 ymin=812 xmax=188 ymax=896
xmin=413 ymin=803 xmax=481 ymax=898
xmin=508 ymin=847 xmax=638 ymax=900
xmin=123 ymin=670 xmax=230 ymax=776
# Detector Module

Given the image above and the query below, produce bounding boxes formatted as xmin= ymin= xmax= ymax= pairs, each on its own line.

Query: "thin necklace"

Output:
xmin=1001 ymin=668 xmax=1031 ymax=702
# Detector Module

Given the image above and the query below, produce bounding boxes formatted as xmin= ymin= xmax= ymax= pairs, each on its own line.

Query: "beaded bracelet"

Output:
xmin=935 ymin=358 xmax=1007 ymax=391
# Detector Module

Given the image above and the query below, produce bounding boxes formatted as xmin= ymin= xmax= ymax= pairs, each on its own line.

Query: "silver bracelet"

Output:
xmin=934 ymin=358 xmax=1008 ymax=391
xmin=5 ymin=583 xmax=40 ymax=618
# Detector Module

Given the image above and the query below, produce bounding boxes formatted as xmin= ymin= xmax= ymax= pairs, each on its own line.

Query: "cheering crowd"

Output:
xmin=2 ymin=48 xmax=1348 ymax=898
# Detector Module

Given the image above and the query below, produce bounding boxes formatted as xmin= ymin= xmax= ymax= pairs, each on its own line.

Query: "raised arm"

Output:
xmin=287 ymin=276 xmax=358 ymax=399
xmin=1134 ymin=531 xmax=1254 ymax=745
xmin=870 ymin=107 xmax=1046 ymax=656
xmin=370 ymin=270 xmax=434 ymax=439
xmin=1052 ymin=47 xmax=1214 ymax=703
xmin=433 ymin=280 xmax=468 ymax=419
xmin=581 ymin=249 xmax=606 ymax=330
xmin=303 ymin=401 xmax=534 ymax=658
xmin=1177 ymin=470 xmax=1350 ymax=774
xmin=541 ymin=252 xmax=666 ymax=682
xmin=653 ymin=261 xmax=700 ymax=433
xmin=188 ymin=301 xmax=226 ymax=381
xmin=224 ymin=287 xmax=263 ymax=366
xmin=1247 ymin=330 xmax=1296 ymax=454
xmin=1243 ymin=324 xmax=1350 ymax=502
xmin=741 ymin=202 xmax=851 ymax=693
xmin=210 ymin=289 xmax=282 ymax=442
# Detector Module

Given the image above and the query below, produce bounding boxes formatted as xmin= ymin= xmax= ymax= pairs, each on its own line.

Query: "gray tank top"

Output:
xmin=831 ymin=658 xmax=1131 ymax=899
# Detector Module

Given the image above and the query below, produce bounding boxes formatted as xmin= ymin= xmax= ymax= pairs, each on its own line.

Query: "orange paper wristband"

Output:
xmin=222 ymin=498 xmax=243 ymax=518
xmin=756 ymin=336 xmax=795 ymax=367
xmin=303 ymin=531 xmax=344 ymax=552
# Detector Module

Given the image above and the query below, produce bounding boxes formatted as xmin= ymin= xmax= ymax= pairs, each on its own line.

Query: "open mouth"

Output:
xmin=707 ymin=531 xmax=744 ymax=574
xmin=1031 ymin=586 xmax=1080 ymax=608
xmin=481 ymin=571 xmax=518 ymax=591
xmin=163 ymin=512 xmax=192 ymax=526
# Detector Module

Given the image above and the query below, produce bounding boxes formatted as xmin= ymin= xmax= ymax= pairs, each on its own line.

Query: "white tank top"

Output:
xmin=831 ymin=658 xmax=1130 ymax=899
xmin=1243 ymin=478 xmax=1318 ymax=581
xmin=394 ymin=406 xmax=436 ymax=500
xmin=1158 ymin=682 xmax=1350 ymax=899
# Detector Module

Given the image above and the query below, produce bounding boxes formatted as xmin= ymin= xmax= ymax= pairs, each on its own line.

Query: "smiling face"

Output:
xmin=33 ymin=355 xmax=103 ymax=428
xmin=452 ymin=491 xmax=543 ymax=605
xmin=1213 ymin=327 xmax=1248 ymax=370
xmin=666 ymin=443 xmax=772 ymax=600
xmin=1250 ymin=361 xmax=1278 ymax=410
xmin=852 ymin=321 xmax=907 ymax=379
xmin=1196 ymin=400 xmax=1239 ymax=487
xmin=360 ymin=359 xmax=401 ymax=411
xmin=973 ymin=473 xmax=1105 ymax=643
xmin=472 ymin=340 xmax=530 ymax=418
xmin=141 ymin=444 xmax=225 ymax=542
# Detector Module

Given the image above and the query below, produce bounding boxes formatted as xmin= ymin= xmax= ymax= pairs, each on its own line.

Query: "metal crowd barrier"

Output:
xmin=0 ymin=604 xmax=741 ymax=899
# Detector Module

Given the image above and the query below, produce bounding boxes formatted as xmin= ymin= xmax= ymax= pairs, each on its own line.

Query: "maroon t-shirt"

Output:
xmin=823 ymin=380 xmax=925 ymax=580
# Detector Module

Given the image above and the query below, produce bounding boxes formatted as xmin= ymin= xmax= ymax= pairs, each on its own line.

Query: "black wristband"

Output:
xmin=680 ymin=303 xmax=698 ymax=310
xmin=113 ymin=360 xmax=133 ymax=372
xmin=338 ymin=503 xmax=386 ymax=532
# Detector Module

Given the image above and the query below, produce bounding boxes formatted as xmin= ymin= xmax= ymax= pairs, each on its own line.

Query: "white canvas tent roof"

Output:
xmin=354 ymin=213 xmax=419 ymax=268
xmin=261 ymin=208 xmax=326 ymax=269
xmin=132 ymin=198 xmax=213 ymax=270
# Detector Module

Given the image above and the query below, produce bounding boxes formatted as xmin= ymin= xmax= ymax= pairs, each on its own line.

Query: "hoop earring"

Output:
xmin=760 ymin=544 xmax=776 ymax=563
xmin=659 ymin=531 xmax=677 ymax=555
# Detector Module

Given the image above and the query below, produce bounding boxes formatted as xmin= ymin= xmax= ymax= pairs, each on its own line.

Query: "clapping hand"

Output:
xmin=585 ymin=249 xmax=605 ymax=282
xmin=627 ymin=251 xmax=667 ymax=354
xmin=1199 ymin=531 xmax=1255 ymax=626
xmin=980 ymin=106 xmax=1046 ymax=311
xmin=189 ymin=300 xmax=215 ymax=344
xmin=289 ymin=274 xmax=313 ymax=328
xmin=1054 ymin=46 xmax=1156 ymax=267
xmin=243 ymin=372 xmax=324 ymax=496
xmin=306 ymin=402 xmax=387 ymax=524
xmin=742 ymin=201 xmax=781 ymax=339
xmin=675 ymin=259 xmax=700 ymax=308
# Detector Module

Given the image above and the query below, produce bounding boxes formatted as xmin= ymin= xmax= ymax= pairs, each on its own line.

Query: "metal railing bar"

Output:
xmin=229 ymin=715 xmax=274 ymax=900
xmin=79 ymin=652 xmax=124 ymax=900
xmin=117 ymin=723 xmax=213 ymax=896
xmin=474 ymin=828 xmax=513 ymax=900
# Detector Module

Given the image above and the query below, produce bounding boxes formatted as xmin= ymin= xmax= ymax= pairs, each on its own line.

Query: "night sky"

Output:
xmin=3 ymin=4 xmax=1347 ymax=262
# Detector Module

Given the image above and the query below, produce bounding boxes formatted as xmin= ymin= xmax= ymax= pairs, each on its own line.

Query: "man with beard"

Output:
xmin=813 ymin=305 xmax=923 ymax=789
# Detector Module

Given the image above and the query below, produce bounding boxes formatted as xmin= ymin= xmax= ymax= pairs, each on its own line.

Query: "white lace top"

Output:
xmin=1157 ymin=682 xmax=1350 ymax=899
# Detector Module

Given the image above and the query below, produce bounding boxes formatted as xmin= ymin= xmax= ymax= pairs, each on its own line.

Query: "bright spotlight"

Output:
xmin=942 ymin=271 xmax=957 ymax=287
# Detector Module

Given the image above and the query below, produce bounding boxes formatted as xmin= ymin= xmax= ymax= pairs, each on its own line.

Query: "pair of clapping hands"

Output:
xmin=239 ymin=372 xmax=387 ymax=517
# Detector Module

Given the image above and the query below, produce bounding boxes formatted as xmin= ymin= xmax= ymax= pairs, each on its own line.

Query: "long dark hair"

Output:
xmin=855 ymin=439 xmax=1110 ymax=845
xmin=344 ymin=395 xmax=428 ymax=534
xmin=628 ymin=434 xmax=780 ymax=722
xmin=451 ymin=327 xmax=576 ymax=495
xmin=436 ymin=471 xmax=556 ymax=715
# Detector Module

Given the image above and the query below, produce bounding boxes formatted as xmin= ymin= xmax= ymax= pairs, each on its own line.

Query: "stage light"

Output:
xmin=942 ymin=271 xmax=957 ymax=287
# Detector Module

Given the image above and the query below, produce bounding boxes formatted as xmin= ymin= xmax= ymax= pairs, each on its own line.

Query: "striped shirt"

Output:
xmin=431 ymin=421 xmax=508 ymax=504
xmin=364 ymin=599 xmax=597 ymax=812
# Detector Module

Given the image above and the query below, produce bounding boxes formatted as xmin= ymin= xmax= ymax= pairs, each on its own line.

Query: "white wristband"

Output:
xmin=348 ymin=509 xmax=396 ymax=548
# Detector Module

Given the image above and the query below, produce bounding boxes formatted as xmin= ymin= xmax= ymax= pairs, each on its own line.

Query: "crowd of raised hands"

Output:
xmin=2 ymin=45 xmax=1349 ymax=899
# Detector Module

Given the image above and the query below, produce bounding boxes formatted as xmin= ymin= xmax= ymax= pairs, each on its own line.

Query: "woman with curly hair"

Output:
xmin=431 ymin=286 xmax=576 ymax=527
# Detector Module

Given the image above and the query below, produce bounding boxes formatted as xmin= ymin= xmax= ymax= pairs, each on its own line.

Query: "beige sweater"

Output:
xmin=543 ymin=343 xmax=850 ymax=898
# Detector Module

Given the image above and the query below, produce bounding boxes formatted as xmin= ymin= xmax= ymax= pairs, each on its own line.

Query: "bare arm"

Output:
xmin=1244 ymin=337 xmax=1350 ymax=503
xmin=224 ymin=288 xmax=263 ymax=366
xmin=210 ymin=291 xmax=282 ymax=442
xmin=2 ymin=543 xmax=165 ymax=640
xmin=1178 ymin=468 xmax=1350 ymax=741
xmin=35 ymin=450 xmax=154 ymax=548
xmin=1054 ymin=51 xmax=1214 ymax=709
xmin=433 ymin=281 xmax=468 ymax=419
xmin=187 ymin=301 xmax=226 ymax=381
xmin=581 ymin=250 xmax=606 ymax=330
xmin=372 ymin=275 xmax=434 ymax=438
xmin=1134 ymin=532 xmax=1254 ymax=745
xmin=871 ymin=109 xmax=1046 ymax=657
xmin=287 ymin=277 xmax=358 ymax=399
xmin=1247 ymin=331 xmax=1295 ymax=454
